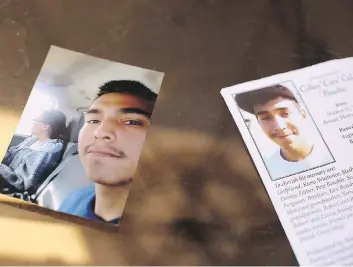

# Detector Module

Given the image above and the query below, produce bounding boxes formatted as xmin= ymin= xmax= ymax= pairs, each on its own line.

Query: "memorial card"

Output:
xmin=221 ymin=58 xmax=353 ymax=265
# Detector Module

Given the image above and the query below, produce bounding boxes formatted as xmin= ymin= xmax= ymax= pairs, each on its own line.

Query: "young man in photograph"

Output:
xmin=235 ymin=84 xmax=333 ymax=180
xmin=58 ymin=80 xmax=157 ymax=224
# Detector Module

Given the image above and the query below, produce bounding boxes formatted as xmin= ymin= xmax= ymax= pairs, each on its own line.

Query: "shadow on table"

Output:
xmin=119 ymin=127 xmax=299 ymax=265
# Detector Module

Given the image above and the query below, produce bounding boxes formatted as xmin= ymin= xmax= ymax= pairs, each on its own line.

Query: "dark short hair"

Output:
xmin=96 ymin=80 xmax=158 ymax=103
xmin=235 ymin=84 xmax=298 ymax=114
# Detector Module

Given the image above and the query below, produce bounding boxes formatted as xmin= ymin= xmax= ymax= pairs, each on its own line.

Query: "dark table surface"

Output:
xmin=1 ymin=0 xmax=353 ymax=265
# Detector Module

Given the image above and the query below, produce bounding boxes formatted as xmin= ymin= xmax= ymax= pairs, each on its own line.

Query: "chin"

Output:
xmin=275 ymin=136 xmax=297 ymax=145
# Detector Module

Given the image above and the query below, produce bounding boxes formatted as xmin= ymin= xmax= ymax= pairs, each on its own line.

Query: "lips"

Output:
xmin=277 ymin=134 xmax=292 ymax=138
xmin=275 ymin=133 xmax=294 ymax=139
xmin=88 ymin=148 xmax=121 ymax=158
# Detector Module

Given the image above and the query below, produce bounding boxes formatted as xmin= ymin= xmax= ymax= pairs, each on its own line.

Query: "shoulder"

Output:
xmin=309 ymin=141 xmax=333 ymax=165
xmin=40 ymin=140 xmax=64 ymax=153
xmin=313 ymin=140 xmax=329 ymax=154
xmin=266 ymin=149 xmax=283 ymax=166
xmin=23 ymin=136 xmax=37 ymax=145
xmin=265 ymin=150 xmax=285 ymax=179
xmin=65 ymin=185 xmax=95 ymax=202
xmin=59 ymin=185 xmax=95 ymax=212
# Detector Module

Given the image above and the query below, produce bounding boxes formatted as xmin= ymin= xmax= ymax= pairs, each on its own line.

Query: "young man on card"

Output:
xmin=235 ymin=84 xmax=333 ymax=180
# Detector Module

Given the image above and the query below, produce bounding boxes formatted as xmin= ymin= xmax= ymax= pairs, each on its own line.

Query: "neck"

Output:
xmin=94 ymin=183 xmax=130 ymax=222
xmin=280 ymin=141 xmax=314 ymax=162
xmin=36 ymin=133 xmax=50 ymax=142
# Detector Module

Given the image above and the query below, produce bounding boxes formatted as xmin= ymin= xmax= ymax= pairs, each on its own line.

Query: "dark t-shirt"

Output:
xmin=58 ymin=185 xmax=120 ymax=224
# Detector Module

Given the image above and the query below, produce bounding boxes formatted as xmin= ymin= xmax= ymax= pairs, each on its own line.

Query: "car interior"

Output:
xmin=0 ymin=50 xmax=106 ymax=210
xmin=4 ymin=113 xmax=93 ymax=210
xmin=35 ymin=114 xmax=93 ymax=209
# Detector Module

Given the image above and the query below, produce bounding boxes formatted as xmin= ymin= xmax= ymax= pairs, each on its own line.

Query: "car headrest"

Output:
xmin=62 ymin=143 xmax=78 ymax=159
xmin=71 ymin=114 xmax=85 ymax=143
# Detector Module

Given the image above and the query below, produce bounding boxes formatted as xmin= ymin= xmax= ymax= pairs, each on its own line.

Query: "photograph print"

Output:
xmin=0 ymin=46 xmax=164 ymax=225
xmin=234 ymin=81 xmax=334 ymax=180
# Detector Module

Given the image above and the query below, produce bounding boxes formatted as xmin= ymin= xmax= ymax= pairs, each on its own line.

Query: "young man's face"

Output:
xmin=78 ymin=93 xmax=154 ymax=186
xmin=254 ymin=97 xmax=308 ymax=150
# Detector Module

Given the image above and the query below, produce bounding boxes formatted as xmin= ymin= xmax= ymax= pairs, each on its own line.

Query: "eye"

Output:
xmin=86 ymin=120 xmax=100 ymax=124
xmin=122 ymin=120 xmax=143 ymax=126
xmin=260 ymin=116 xmax=272 ymax=121
xmin=281 ymin=111 xmax=290 ymax=118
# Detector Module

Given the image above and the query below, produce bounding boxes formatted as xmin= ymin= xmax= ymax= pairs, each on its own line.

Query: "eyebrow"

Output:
xmin=84 ymin=108 xmax=152 ymax=118
xmin=255 ymin=107 xmax=289 ymax=116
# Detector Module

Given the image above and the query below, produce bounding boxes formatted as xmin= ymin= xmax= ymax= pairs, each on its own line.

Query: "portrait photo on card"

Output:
xmin=0 ymin=45 xmax=164 ymax=225
xmin=234 ymin=81 xmax=335 ymax=181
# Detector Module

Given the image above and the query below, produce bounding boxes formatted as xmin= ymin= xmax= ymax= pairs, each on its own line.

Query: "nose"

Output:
xmin=94 ymin=120 xmax=117 ymax=141
xmin=273 ymin=115 xmax=287 ymax=131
